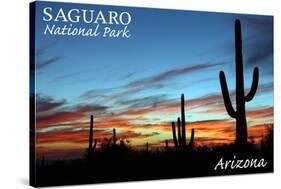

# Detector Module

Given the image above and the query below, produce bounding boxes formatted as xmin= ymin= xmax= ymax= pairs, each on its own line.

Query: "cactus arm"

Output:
xmin=93 ymin=139 xmax=97 ymax=151
xmin=189 ymin=128 xmax=195 ymax=148
xmin=177 ymin=117 xmax=181 ymax=146
xmin=171 ymin=122 xmax=178 ymax=148
xmin=219 ymin=71 xmax=237 ymax=118
xmin=245 ymin=67 xmax=259 ymax=102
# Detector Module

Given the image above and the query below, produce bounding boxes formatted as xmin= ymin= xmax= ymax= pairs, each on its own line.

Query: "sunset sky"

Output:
xmin=32 ymin=2 xmax=273 ymax=160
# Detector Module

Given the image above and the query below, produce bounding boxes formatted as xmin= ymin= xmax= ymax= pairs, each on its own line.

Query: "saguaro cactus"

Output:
xmin=88 ymin=115 xmax=97 ymax=159
xmin=170 ymin=94 xmax=195 ymax=150
xmin=219 ymin=19 xmax=259 ymax=145
xmin=88 ymin=115 xmax=94 ymax=149
xmin=181 ymin=94 xmax=186 ymax=146
xmin=113 ymin=128 xmax=116 ymax=146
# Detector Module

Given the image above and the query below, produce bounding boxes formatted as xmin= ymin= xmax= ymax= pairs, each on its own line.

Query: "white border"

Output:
xmin=0 ymin=0 xmax=279 ymax=188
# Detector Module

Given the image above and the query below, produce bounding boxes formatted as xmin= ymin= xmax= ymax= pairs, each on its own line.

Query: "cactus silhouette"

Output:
xmin=88 ymin=115 xmax=97 ymax=159
xmin=181 ymin=94 xmax=186 ymax=146
xmin=165 ymin=140 xmax=169 ymax=151
xmin=219 ymin=19 xmax=259 ymax=145
xmin=177 ymin=117 xmax=182 ymax=145
xmin=177 ymin=117 xmax=182 ymax=146
xmin=171 ymin=122 xmax=178 ymax=149
xmin=113 ymin=128 xmax=116 ymax=146
xmin=171 ymin=94 xmax=195 ymax=149
xmin=189 ymin=128 xmax=195 ymax=148
xmin=145 ymin=142 xmax=149 ymax=153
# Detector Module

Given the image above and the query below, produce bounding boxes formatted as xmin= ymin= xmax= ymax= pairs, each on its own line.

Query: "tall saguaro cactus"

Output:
xmin=219 ymin=19 xmax=259 ymax=145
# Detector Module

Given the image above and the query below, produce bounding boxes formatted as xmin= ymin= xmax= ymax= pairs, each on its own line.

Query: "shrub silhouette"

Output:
xmin=261 ymin=124 xmax=273 ymax=153
xmin=99 ymin=128 xmax=130 ymax=154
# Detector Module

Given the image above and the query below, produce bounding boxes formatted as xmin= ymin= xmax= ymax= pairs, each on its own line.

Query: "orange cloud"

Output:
xmin=36 ymin=112 xmax=86 ymax=129
xmin=247 ymin=107 xmax=273 ymax=119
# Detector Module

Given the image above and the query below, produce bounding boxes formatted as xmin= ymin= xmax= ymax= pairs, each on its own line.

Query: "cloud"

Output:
xmin=186 ymin=120 xmax=236 ymax=144
xmin=79 ymin=64 xmax=221 ymax=103
xmin=242 ymin=16 xmax=273 ymax=31
xmin=36 ymin=95 xmax=110 ymax=129
xmin=36 ymin=126 xmax=160 ymax=149
xmin=36 ymin=40 xmax=60 ymax=56
xmin=36 ymin=94 xmax=66 ymax=112
xmin=126 ymin=62 xmax=225 ymax=88
xmin=36 ymin=57 xmax=62 ymax=70
xmin=51 ymin=72 xmax=80 ymax=82
xmin=117 ymin=94 xmax=171 ymax=109
xmin=78 ymin=63 xmax=223 ymax=107
xmin=119 ymin=71 xmax=138 ymax=80
xmin=256 ymin=82 xmax=273 ymax=95
xmin=105 ymin=81 xmax=273 ymax=121
xmin=110 ymin=130 xmax=160 ymax=141
xmin=188 ymin=82 xmax=273 ymax=115
xmin=72 ymin=104 xmax=109 ymax=114
xmin=246 ymin=40 xmax=273 ymax=66
xmin=201 ymin=17 xmax=273 ymax=74
xmin=37 ymin=125 xmax=73 ymax=133
xmin=35 ymin=40 xmax=62 ymax=71
xmin=79 ymin=84 xmax=167 ymax=103
xmin=36 ymin=111 xmax=86 ymax=129
xmin=79 ymin=87 xmax=117 ymax=100
xmin=232 ymin=17 xmax=273 ymax=72
xmin=247 ymin=107 xmax=273 ymax=119
xmin=36 ymin=128 xmax=89 ymax=144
